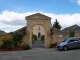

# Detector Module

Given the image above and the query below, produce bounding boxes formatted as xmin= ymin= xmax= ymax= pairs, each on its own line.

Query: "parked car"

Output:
xmin=56 ymin=37 xmax=80 ymax=51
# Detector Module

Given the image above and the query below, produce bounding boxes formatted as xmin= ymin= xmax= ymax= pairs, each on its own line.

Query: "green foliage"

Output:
xmin=1 ymin=35 xmax=13 ymax=50
xmin=0 ymin=32 xmax=23 ymax=50
xmin=50 ymin=42 xmax=58 ymax=48
xmin=22 ymin=44 xmax=31 ymax=50
xmin=21 ymin=27 xmax=27 ymax=35
xmin=53 ymin=19 xmax=61 ymax=30
xmin=41 ymin=35 xmax=45 ymax=41
xmin=70 ymin=30 xmax=75 ymax=37
xmin=12 ymin=33 xmax=23 ymax=48
xmin=50 ymin=44 xmax=57 ymax=48
xmin=32 ymin=34 xmax=37 ymax=42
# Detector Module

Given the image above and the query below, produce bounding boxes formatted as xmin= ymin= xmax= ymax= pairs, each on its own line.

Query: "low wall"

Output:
xmin=51 ymin=28 xmax=80 ymax=43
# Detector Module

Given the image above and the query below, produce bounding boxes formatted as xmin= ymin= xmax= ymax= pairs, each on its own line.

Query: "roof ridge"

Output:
xmin=25 ymin=13 xmax=51 ymax=20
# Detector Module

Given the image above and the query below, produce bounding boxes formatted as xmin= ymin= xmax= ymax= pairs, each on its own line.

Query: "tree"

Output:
xmin=53 ymin=19 xmax=61 ymax=30
xmin=70 ymin=30 xmax=75 ymax=37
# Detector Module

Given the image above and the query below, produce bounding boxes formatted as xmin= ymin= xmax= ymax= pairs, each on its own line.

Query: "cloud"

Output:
xmin=77 ymin=0 xmax=80 ymax=5
xmin=0 ymin=10 xmax=80 ymax=32
xmin=69 ymin=0 xmax=76 ymax=2
xmin=44 ymin=13 xmax=80 ymax=28
xmin=70 ymin=0 xmax=80 ymax=5
xmin=0 ymin=10 xmax=37 ymax=32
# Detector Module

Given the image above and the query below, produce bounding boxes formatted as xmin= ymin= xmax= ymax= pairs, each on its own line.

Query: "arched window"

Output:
xmin=38 ymin=26 xmax=40 ymax=30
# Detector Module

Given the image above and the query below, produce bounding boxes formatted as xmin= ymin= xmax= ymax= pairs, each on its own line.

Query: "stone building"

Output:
xmin=32 ymin=25 xmax=45 ymax=37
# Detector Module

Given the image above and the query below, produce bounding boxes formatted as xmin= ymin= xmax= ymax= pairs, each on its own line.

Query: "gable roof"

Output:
xmin=63 ymin=24 xmax=80 ymax=31
xmin=25 ymin=13 xmax=51 ymax=20
xmin=0 ymin=30 xmax=6 ymax=35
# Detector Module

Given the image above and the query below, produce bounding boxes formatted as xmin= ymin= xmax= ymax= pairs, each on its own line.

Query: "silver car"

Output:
xmin=56 ymin=37 xmax=80 ymax=51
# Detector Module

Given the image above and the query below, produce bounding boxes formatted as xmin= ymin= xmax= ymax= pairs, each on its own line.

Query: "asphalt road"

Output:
xmin=0 ymin=48 xmax=80 ymax=60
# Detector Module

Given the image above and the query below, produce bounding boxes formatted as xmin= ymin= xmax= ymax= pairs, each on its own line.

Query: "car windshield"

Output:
xmin=62 ymin=38 xmax=71 ymax=42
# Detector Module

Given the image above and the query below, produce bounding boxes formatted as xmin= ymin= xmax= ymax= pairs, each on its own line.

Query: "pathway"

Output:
xmin=32 ymin=37 xmax=44 ymax=48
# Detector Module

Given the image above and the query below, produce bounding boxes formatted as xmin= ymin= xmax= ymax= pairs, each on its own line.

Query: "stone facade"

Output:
xmin=32 ymin=25 xmax=45 ymax=37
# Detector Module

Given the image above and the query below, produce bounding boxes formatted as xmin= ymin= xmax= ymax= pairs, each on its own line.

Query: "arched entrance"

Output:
xmin=32 ymin=25 xmax=45 ymax=48
xmin=25 ymin=13 xmax=51 ymax=48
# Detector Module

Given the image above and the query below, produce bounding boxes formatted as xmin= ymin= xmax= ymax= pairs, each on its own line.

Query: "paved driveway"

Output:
xmin=0 ymin=48 xmax=80 ymax=60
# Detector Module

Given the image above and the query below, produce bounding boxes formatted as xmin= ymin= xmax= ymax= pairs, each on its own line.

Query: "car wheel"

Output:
xmin=63 ymin=46 xmax=68 ymax=51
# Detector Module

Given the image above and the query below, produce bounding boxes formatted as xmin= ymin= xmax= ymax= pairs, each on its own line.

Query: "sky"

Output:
xmin=0 ymin=0 xmax=80 ymax=32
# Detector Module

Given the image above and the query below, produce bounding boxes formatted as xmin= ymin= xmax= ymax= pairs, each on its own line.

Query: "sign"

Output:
xmin=59 ymin=35 xmax=62 ymax=37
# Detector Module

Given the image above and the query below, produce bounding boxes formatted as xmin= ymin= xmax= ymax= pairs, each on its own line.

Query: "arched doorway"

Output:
xmin=38 ymin=32 xmax=41 ymax=37
xmin=32 ymin=25 xmax=45 ymax=48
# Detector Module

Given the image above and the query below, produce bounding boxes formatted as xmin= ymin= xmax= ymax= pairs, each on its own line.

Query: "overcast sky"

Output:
xmin=0 ymin=0 xmax=80 ymax=32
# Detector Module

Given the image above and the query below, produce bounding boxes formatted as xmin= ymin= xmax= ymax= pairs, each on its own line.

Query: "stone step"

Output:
xmin=32 ymin=39 xmax=44 ymax=48
xmin=37 ymin=37 xmax=41 ymax=40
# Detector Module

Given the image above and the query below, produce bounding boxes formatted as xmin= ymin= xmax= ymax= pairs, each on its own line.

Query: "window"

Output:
xmin=69 ymin=39 xmax=75 ymax=43
xmin=38 ymin=26 xmax=40 ymax=30
xmin=70 ymin=40 xmax=75 ymax=42
xmin=76 ymin=38 xmax=80 ymax=41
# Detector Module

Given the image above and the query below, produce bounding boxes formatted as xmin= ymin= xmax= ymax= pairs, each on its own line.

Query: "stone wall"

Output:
xmin=75 ymin=31 xmax=80 ymax=37
xmin=51 ymin=28 xmax=80 ymax=43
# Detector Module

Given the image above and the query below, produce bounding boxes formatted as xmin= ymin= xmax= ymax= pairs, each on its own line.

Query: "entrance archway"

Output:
xmin=25 ymin=13 xmax=51 ymax=48
xmin=32 ymin=25 xmax=45 ymax=48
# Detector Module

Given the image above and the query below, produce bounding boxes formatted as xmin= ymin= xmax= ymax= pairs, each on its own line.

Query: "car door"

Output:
xmin=75 ymin=38 xmax=80 ymax=48
xmin=67 ymin=38 xmax=76 ymax=49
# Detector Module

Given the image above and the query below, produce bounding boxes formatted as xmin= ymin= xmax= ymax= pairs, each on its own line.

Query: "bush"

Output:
xmin=41 ymin=35 xmax=45 ymax=41
xmin=50 ymin=42 xmax=58 ymax=48
xmin=50 ymin=44 xmax=57 ymax=48
xmin=1 ymin=44 xmax=6 ymax=49
xmin=0 ymin=33 xmax=24 ymax=50
xmin=32 ymin=34 xmax=37 ymax=42
xmin=12 ymin=33 xmax=23 ymax=48
xmin=22 ymin=44 xmax=31 ymax=50
xmin=1 ymin=35 xmax=13 ymax=50
xmin=70 ymin=30 xmax=75 ymax=37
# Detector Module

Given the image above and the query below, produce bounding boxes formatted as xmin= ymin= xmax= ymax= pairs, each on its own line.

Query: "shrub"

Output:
xmin=41 ymin=35 xmax=45 ymax=41
xmin=50 ymin=44 xmax=57 ymax=48
xmin=70 ymin=30 xmax=75 ymax=37
xmin=0 ymin=35 xmax=13 ymax=50
xmin=0 ymin=33 xmax=24 ymax=51
xmin=50 ymin=42 xmax=58 ymax=48
xmin=1 ymin=44 xmax=6 ymax=49
xmin=32 ymin=34 xmax=37 ymax=42
xmin=22 ymin=44 xmax=31 ymax=50
xmin=12 ymin=33 xmax=23 ymax=48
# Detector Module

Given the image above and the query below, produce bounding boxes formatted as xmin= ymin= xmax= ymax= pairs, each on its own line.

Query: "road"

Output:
xmin=0 ymin=48 xmax=80 ymax=60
